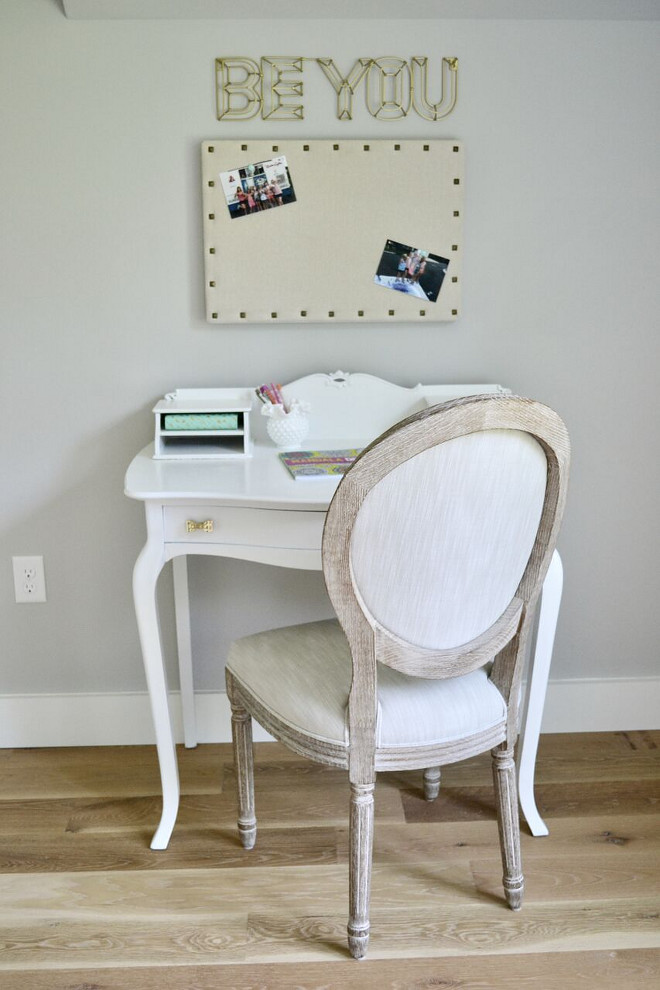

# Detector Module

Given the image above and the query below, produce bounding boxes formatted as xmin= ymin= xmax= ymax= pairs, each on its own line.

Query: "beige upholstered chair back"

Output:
xmin=323 ymin=395 xmax=570 ymax=681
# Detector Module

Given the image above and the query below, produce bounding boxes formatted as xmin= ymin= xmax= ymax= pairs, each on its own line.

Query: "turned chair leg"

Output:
xmin=347 ymin=780 xmax=375 ymax=960
xmin=230 ymin=699 xmax=257 ymax=850
xmin=491 ymin=745 xmax=524 ymax=909
xmin=423 ymin=766 xmax=441 ymax=801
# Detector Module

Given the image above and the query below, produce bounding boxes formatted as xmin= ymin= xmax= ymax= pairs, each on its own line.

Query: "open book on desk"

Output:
xmin=279 ymin=449 xmax=363 ymax=480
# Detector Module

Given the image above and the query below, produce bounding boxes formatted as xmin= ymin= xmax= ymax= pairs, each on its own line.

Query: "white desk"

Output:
xmin=125 ymin=374 xmax=561 ymax=849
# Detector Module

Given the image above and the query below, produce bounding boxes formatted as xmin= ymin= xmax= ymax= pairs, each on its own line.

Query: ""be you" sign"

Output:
xmin=216 ymin=56 xmax=459 ymax=122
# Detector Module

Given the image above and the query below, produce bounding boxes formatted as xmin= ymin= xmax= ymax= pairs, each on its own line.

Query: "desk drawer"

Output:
xmin=164 ymin=505 xmax=325 ymax=550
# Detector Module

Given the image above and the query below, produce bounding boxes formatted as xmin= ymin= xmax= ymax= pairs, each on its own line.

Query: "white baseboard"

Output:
xmin=0 ymin=678 xmax=658 ymax=748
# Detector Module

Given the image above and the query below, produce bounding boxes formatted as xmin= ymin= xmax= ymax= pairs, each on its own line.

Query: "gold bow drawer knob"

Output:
xmin=186 ymin=519 xmax=214 ymax=533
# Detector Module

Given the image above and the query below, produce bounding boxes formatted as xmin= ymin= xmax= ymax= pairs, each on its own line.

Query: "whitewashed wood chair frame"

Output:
xmin=226 ymin=394 xmax=570 ymax=959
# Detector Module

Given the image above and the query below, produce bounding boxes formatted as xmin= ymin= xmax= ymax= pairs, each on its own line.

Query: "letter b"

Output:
xmin=216 ymin=58 xmax=262 ymax=120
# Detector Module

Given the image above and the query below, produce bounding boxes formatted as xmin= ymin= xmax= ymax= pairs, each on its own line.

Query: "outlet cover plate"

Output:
xmin=12 ymin=555 xmax=47 ymax=603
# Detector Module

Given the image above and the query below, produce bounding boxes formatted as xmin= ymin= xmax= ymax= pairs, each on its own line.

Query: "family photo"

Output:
xmin=220 ymin=155 xmax=296 ymax=219
xmin=373 ymin=239 xmax=449 ymax=302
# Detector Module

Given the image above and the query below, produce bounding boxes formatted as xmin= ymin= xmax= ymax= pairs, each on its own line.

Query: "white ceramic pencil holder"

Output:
xmin=262 ymin=399 xmax=311 ymax=449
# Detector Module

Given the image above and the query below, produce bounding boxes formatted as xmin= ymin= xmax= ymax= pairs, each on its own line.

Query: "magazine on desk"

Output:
xmin=278 ymin=449 xmax=363 ymax=480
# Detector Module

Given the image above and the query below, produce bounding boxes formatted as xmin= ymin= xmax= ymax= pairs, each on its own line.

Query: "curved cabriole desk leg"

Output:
xmin=517 ymin=550 xmax=563 ymax=837
xmin=133 ymin=504 xmax=180 ymax=850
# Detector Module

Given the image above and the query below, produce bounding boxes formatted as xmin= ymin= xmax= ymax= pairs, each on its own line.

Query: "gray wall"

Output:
xmin=2 ymin=2 xmax=659 ymax=702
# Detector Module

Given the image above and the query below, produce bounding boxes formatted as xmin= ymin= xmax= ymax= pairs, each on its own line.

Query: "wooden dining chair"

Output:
xmin=225 ymin=394 xmax=570 ymax=959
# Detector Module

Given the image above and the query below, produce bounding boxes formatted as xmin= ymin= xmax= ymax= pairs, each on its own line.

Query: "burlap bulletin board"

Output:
xmin=201 ymin=139 xmax=463 ymax=324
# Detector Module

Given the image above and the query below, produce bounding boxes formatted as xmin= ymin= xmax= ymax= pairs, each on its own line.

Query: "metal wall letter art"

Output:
xmin=215 ymin=57 xmax=458 ymax=122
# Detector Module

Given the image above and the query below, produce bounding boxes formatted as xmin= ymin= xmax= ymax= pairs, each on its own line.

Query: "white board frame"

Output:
xmin=201 ymin=139 xmax=463 ymax=324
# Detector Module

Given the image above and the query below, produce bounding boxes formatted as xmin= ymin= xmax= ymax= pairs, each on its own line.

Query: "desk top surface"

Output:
xmin=124 ymin=438 xmax=371 ymax=511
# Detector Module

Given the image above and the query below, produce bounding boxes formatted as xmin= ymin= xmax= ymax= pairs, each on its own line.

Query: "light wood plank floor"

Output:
xmin=0 ymin=732 xmax=658 ymax=988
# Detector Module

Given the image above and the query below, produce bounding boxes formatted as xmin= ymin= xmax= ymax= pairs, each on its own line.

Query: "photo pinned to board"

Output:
xmin=373 ymin=239 xmax=449 ymax=302
xmin=219 ymin=155 xmax=296 ymax=219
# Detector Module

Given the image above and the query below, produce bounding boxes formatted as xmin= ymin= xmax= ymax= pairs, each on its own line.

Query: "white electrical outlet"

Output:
xmin=12 ymin=555 xmax=47 ymax=603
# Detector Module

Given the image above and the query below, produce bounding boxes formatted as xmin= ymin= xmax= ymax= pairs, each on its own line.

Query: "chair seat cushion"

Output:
xmin=227 ymin=619 xmax=506 ymax=749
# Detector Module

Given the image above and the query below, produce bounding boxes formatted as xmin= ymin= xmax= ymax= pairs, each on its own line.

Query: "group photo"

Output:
xmin=374 ymin=238 xmax=449 ymax=302
xmin=220 ymin=154 xmax=296 ymax=219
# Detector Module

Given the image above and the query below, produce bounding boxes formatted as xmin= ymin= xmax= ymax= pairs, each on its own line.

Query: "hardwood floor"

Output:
xmin=0 ymin=732 xmax=658 ymax=988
